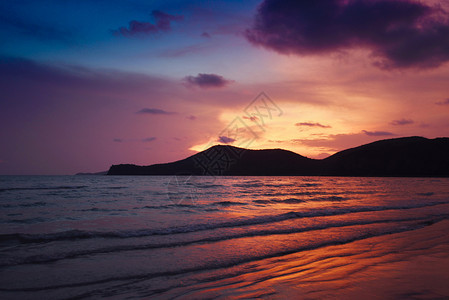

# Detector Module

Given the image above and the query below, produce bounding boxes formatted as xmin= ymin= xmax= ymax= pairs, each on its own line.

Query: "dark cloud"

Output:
xmin=243 ymin=116 xmax=259 ymax=122
xmin=0 ymin=11 xmax=72 ymax=42
xmin=142 ymin=137 xmax=157 ymax=143
xmin=113 ymin=10 xmax=183 ymax=37
xmin=436 ymin=98 xmax=449 ymax=105
xmin=113 ymin=138 xmax=123 ymax=143
xmin=390 ymin=119 xmax=414 ymax=126
xmin=184 ymin=73 xmax=233 ymax=89
xmin=113 ymin=20 xmax=158 ymax=36
xmin=0 ymin=56 xmax=172 ymax=95
xmin=152 ymin=10 xmax=183 ymax=30
xmin=201 ymin=32 xmax=211 ymax=38
xmin=362 ymin=130 xmax=395 ymax=136
xmin=186 ymin=115 xmax=196 ymax=120
xmin=246 ymin=0 xmax=449 ymax=69
xmin=295 ymin=122 xmax=331 ymax=128
xmin=136 ymin=108 xmax=176 ymax=115
xmin=217 ymin=136 xmax=236 ymax=144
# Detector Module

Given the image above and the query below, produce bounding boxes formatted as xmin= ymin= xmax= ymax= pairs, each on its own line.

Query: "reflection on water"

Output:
xmin=0 ymin=176 xmax=448 ymax=299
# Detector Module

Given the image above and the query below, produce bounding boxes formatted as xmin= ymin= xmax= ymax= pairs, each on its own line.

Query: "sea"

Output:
xmin=1 ymin=175 xmax=449 ymax=299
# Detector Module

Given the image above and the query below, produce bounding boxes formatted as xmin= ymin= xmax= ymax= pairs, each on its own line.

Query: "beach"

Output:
xmin=1 ymin=176 xmax=449 ymax=299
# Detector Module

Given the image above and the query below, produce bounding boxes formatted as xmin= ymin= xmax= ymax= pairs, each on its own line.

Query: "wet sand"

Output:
xmin=164 ymin=220 xmax=449 ymax=299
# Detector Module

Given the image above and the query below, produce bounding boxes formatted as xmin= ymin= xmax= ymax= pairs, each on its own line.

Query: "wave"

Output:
xmin=1 ymin=201 xmax=447 ymax=245
xmin=2 ymin=202 xmax=48 ymax=208
xmin=0 ymin=186 xmax=88 ymax=192
xmin=5 ymin=217 xmax=49 ymax=224
xmin=311 ymin=195 xmax=348 ymax=201
xmin=135 ymin=203 xmax=197 ymax=210
xmin=18 ymin=201 xmax=48 ymax=207
xmin=416 ymin=192 xmax=434 ymax=196
xmin=255 ymin=196 xmax=347 ymax=204
xmin=264 ymin=183 xmax=295 ymax=187
xmin=261 ymin=191 xmax=323 ymax=197
xmin=253 ymin=198 xmax=305 ymax=204
xmin=76 ymin=208 xmax=127 ymax=212
xmin=1 ymin=216 xmax=442 ymax=267
xmin=214 ymin=201 xmax=248 ymax=206
xmin=0 ymin=219 xmax=442 ymax=292
xmin=300 ymin=183 xmax=321 ymax=187
xmin=232 ymin=183 xmax=265 ymax=188
xmin=195 ymin=184 xmax=224 ymax=189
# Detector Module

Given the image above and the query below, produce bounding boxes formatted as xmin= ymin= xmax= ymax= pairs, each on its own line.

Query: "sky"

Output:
xmin=1 ymin=0 xmax=449 ymax=175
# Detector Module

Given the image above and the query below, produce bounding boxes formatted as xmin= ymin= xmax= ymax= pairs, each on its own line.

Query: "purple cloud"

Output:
xmin=217 ymin=136 xmax=236 ymax=144
xmin=186 ymin=115 xmax=196 ymax=121
xmin=390 ymin=119 xmax=414 ymax=126
xmin=295 ymin=122 xmax=331 ymax=128
xmin=113 ymin=20 xmax=158 ymax=36
xmin=362 ymin=130 xmax=395 ymax=137
xmin=246 ymin=0 xmax=449 ymax=69
xmin=152 ymin=10 xmax=183 ymax=30
xmin=436 ymin=98 xmax=449 ymax=105
xmin=113 ymin=10 xmax=183 ymax=37
xmin=201 ymin=32 xmax=211 ymax=38
xmin=136 ymin=108 xmax=176 ymax=115
xmin=184 ymin=73 xmax=233 ymax=89
xmin=142 ymin=137 xmax=157 ymax=143
xmin=113 ymin=138 xmax=123 ymax=143
xmin=159 ymin=44 xmax=211 ymax=58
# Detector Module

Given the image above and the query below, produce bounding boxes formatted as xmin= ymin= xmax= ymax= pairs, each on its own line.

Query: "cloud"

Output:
xmin=142 ymin=137 xmax=157 ymax=143
xmin=186 ymin=115 xmax=196 ymax=120
xmin=136 ymin=108 xmax=176 ymax=115
xmin=152 ymin=10 xmax=183 ymax=30
xmin=246 ymin=0 xmax=449 ymax=69
xmin=113 ymin=138 xmax=123 ymax=143
xmin=316 ymin=152 xmax=331 ymax=159
xmin=362 ymin=130 xmax=395 ymax=136
xmin=184 ymin=73 xmax=233 ymax=89
xmin=217 ymin=136 xmax=236 ymax=144
xmin=390 ymin=119 xmax=414 ymax=126
xmin=436 ymin=98 xmax=449 ymax=105
xmin=113 ymin=10 xmax=183 ymax=37
xmin=0 ymin=11 xmax=72 ymax=42
xmin=159 ymin=44 xmax=211 ymax=58
xmin=201 ymin=32 xmax=211 ymax=38
xmin=243 ymin=116 xmax=259 ymax=122
xmin=0 ymin=56 xmax=173 ymax=97
xmin=291 ymin=131 xmax=399 ymax=154
xmin=295 ymin=122 xmax=331 ymax=128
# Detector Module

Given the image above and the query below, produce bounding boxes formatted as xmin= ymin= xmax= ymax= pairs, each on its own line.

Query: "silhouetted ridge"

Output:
xmin=107 ymin=137 xmax=449 ymax=177
xmin=323 ymin=136 xmax=449 ymax=176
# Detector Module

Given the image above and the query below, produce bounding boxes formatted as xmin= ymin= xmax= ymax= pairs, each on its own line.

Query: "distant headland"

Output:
xmin=106 ymin=137 xmax=449 ymax=177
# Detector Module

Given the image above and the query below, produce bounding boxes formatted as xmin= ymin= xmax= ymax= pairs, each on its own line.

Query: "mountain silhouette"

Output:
xmin=107 ymin=136 xmax=449 ymax=177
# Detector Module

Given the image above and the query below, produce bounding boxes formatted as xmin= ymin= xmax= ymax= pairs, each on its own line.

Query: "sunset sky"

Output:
xmin=1 ymin=0 xmax=449 ymax=175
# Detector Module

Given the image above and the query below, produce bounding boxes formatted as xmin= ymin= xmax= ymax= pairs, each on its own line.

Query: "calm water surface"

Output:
xmin=1 ymin=176 xmax=449 ymax=299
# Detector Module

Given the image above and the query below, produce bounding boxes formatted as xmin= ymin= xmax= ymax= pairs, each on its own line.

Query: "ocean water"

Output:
xmin=1 ymin=175 xmax=449 ymax=299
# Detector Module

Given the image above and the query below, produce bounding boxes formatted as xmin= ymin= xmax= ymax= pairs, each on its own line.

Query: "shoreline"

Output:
xmin=161 ymin=220 xmax=449 ymax=299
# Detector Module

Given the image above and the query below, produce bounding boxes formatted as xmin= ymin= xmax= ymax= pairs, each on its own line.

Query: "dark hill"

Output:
xmin=108 ymin=145 xmax=318 ymax=176
xmin=322 ymin=136 xmax=449 ymax=177
xmin=107 ymin=137 xmax=449 ymax=177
